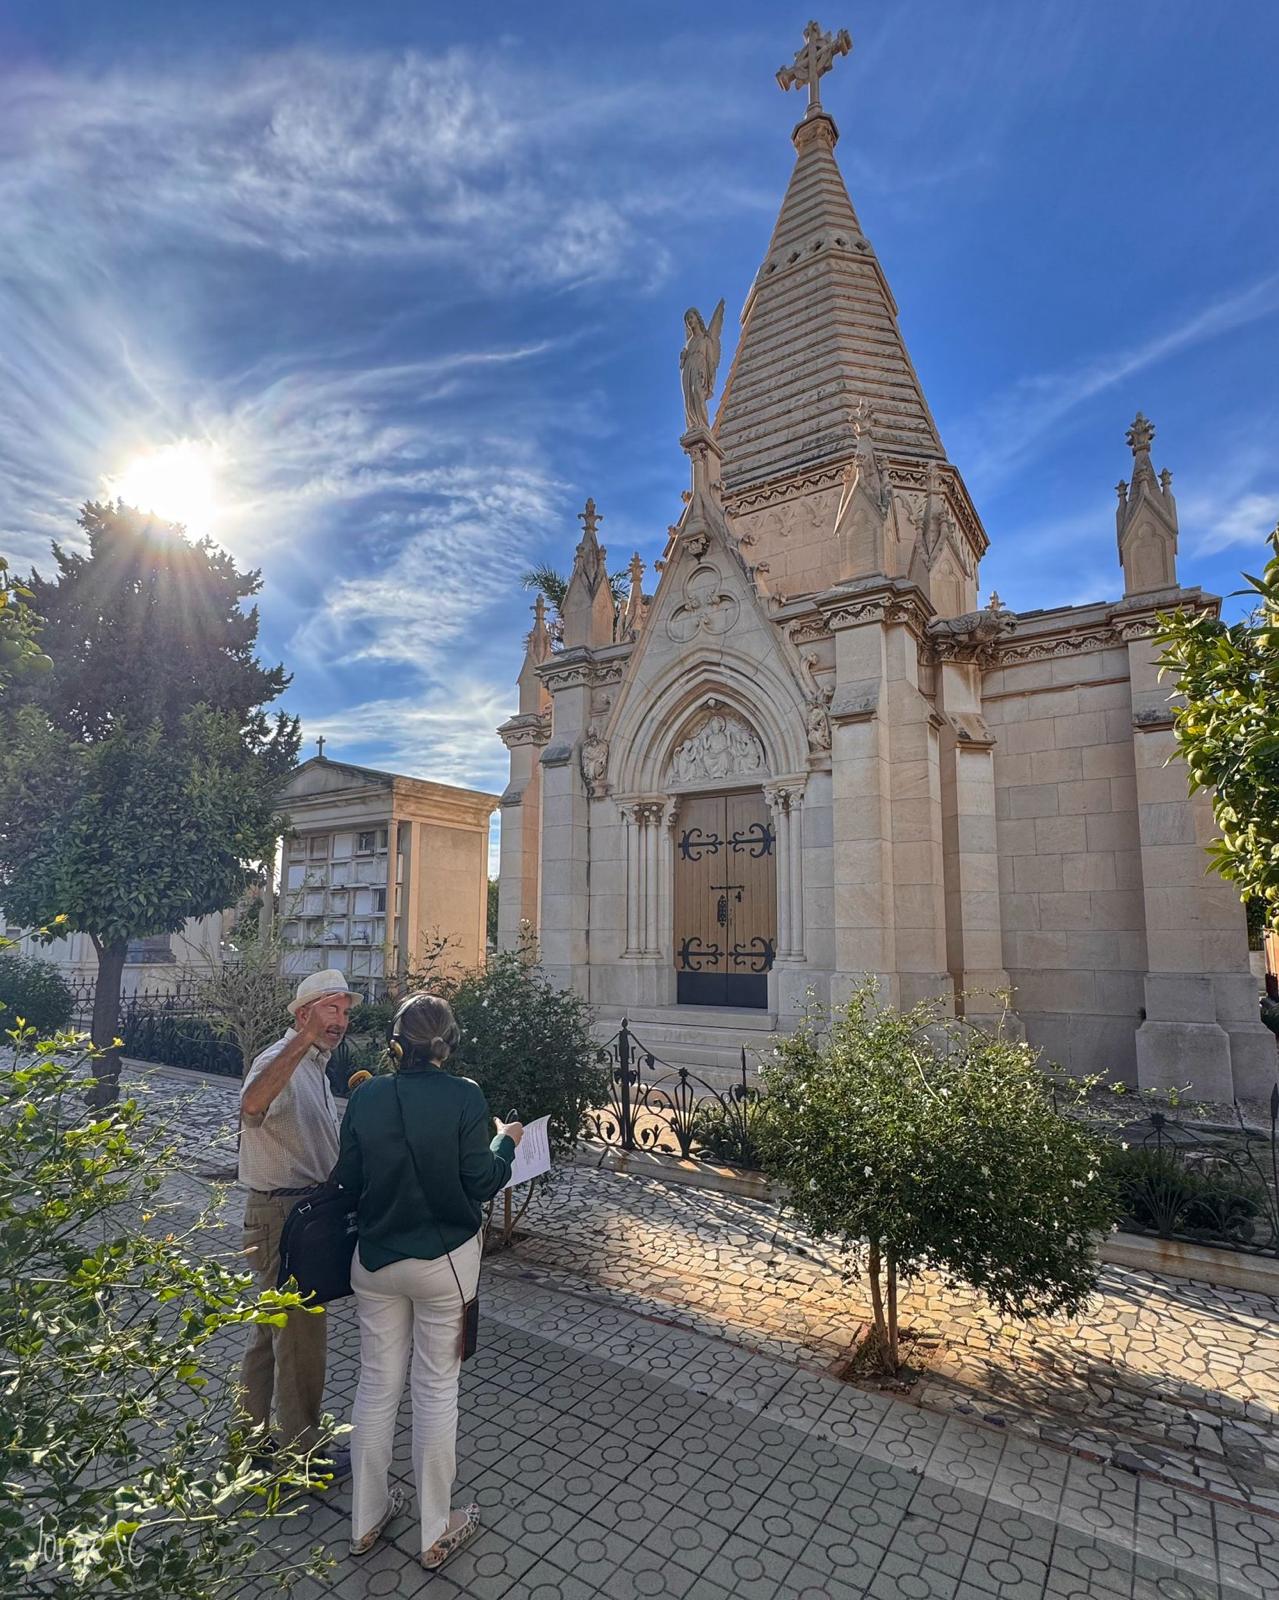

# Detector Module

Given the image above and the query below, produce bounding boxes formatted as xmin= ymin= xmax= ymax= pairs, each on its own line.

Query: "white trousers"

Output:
xmin=349 ymin=1234 xmax=481 ymax=1551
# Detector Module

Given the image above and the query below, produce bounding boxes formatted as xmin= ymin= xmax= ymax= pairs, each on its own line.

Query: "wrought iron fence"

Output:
xmin=586 ymin=1018 xmax=764 ymax=1169
xmin=1104 ymin=1087 xmax=1279 ymax=1258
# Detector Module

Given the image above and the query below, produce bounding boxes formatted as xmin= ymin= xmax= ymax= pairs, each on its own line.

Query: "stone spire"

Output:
xmin=713 ymin=20 xmax=946 ymax=495
xmin=620 ymin=552 xmax=647 ymax=638
xmin=560 ymin=498 xmax=616 ymax=649
xmin=517 ymin=593 xmax=552 ymax=714
xmin=1116 ymin=412 xmax=1178 ymax=595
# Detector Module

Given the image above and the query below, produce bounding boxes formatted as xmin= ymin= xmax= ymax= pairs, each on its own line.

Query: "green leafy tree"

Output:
xmin=0 ymin=1004 xmax=330 ymax=1598
xmin=756 ymin=985 xmax=1118 ymax=1374
xmin=0 ymin=503 xmax=299 ymax=1100
xmin=0 ymin=555 xmax=52 ymax=692
xmin=0 ymin=951 xmax=74 ymax=1034
xmin=1156 ymin=523 xmax=1279 ymax=921
xmin=487 ymin=878 xmax=499 ymax=947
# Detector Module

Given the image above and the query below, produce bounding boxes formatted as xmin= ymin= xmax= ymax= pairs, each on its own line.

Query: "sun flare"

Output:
xmin=106 ymin=440 xmax=222 ymax=537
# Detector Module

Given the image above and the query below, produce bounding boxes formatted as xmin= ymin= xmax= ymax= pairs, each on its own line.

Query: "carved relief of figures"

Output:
xmin=580 ymin=729 xmax=610 ymax=797
xmin=669 ymin=712 xmax=765 ymax=787
xmin=680 ymin=299 xmax=725 ymax=433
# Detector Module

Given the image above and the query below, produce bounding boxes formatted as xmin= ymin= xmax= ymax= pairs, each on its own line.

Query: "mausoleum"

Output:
xmin=497 ymin=21 xmax=1270 ymax=1101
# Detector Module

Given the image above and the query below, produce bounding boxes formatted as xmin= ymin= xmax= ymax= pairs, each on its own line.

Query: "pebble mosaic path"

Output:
xmin=126 ymin=1062 xmax=1279 ymax=1598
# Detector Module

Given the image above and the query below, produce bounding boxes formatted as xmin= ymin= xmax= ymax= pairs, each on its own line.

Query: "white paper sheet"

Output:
xmin=502 ymin=1115 xmax=551 ymax=1189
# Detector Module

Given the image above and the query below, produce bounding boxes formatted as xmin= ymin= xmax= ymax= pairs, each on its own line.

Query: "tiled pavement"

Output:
xmin=257 ymin=1268 xmax=1277 ymax=1599
xmin=128 ymin=1063 xmax=1279 ymax=1598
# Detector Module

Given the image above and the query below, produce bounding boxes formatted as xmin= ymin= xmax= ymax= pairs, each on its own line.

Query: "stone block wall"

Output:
xmin=985 ymin=639 xmax=1148 ymax=1079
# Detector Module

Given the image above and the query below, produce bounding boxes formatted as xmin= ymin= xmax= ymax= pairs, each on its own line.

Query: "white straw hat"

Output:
xmin=288 ymin=968 xmax=354 ymax=1016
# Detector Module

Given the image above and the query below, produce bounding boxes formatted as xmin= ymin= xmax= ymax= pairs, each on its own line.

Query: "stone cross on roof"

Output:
xmin=316 ymin=734 xmax=326 ymax=758
xmin=776 ymin=19 xmax=853 ymax=113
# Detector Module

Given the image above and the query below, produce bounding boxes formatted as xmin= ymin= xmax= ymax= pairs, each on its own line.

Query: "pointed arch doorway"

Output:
xmin=673 ymin=789 xmax=777 ymax=1007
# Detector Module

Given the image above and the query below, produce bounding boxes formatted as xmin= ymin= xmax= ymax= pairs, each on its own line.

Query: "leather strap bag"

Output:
xmin=276 ymin=1181 xmax=357 ymax=1304
xmin=392 ymin=1075 xmax=480 ymax=1361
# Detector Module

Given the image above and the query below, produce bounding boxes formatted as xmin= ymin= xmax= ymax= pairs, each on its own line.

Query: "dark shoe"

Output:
xmin=308 ymin=1443 xmax=351 ymax=1492
xmin=249 ymin=1433 xmax=279 ymax=1467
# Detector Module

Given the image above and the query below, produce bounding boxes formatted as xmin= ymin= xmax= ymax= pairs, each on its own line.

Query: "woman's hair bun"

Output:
xmin=389 ymin=993 xmax=460 ymax=1066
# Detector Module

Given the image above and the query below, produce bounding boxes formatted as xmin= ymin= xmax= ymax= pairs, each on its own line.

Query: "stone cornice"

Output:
xmin=538 ymin=656 xmax=627 ymax=694
xmin=498 ymin=711 xmax=552 ymax=750
xmin=816 ymin=576 xmax=934 ymax=640
xmin=987 ymin=588 xmax=1220 ymax=667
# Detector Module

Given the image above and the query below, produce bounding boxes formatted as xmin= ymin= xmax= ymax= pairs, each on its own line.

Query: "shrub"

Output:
xmin=1102 ymin=1143 xmax=1266 ymax=1242
xmin=0 ymin=1010 xmax=330 ymax=1597
xmin=0 ymin=951 xmax=74 ymax=1034
xmin=444 ymin=947 xmax=607 ymax=1155
xmin=756 ymin=983 xmax=1118 ymax=1374
xmin=689 ymin=1091 xmax=766 ymax=1168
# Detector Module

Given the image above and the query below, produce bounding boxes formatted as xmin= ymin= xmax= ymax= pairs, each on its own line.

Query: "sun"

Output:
xmin=106 ymin=440 xmax=222 ymax=537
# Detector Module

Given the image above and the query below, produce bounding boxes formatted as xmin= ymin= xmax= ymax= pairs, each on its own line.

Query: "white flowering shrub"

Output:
xmin=756 ymin=982 xmax=1118 ymax=1374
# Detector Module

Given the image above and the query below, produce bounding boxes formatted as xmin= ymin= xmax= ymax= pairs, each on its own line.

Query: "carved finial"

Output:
xmin=987 ymin=591 xmax=1004 ymax=613
xmin=1126 ymin=412 xmax=1155 ymax=457
xmin=579 ymin=497 xmax=601 ymax=540
xmin=850 ymin=396 xmax=874 ymax=439
xmin=628 ymin=552 xmax=644 ymax=589
xmin=1159 ymin=467 xmax=1173 ymax=495
xmin=776 ymin=19 xmax=853 ymax=113
xmin=533 ymin=593 xmax=547 ymax=627
xmin=1116 ymin=480 xmax=1129 ymax=506
xmin=316 ymin=734 xmax=326 ymax=758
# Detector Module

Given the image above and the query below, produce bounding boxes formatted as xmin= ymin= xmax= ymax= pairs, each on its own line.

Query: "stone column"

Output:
xmin=787 ymin=787 xmax=805 ymax=962
xmin=621 ymin=804 xmax=641 ymax=955
xmin=496 ymin=715 xmax=549 ymax=951
xmin=822 ymin=580 xmax=951 ymax=1011
xmin=537 ymin=651 xmax=594 ymax=997
xmin=766 ymin=787 xmax=793 ymax=959
xmin=395 ymin=817 xmax=420 ymax=974
xmin=641 ymin=803 xmax=662 ymax=954
xmin=1123 ymin=615 xmax=1275 ymax=1099
xmin=935 ymin=652 xmax=1017 ymax=1025
xmin=659 ymin=798 xmax=680 ymax=963
xmin=765 ymin=783 xmax=807 ymax=962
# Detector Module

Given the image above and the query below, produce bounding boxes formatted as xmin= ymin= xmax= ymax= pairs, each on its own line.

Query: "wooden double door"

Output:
xmin=673 ymin=791 xmax=776 ymax=1008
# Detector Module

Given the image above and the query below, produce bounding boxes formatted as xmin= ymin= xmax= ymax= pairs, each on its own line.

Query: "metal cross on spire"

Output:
xmin=776 ymin=19 xmax=853 ymax=113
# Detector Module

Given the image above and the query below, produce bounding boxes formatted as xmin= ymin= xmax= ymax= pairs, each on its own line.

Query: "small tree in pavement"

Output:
xmin=756 ymin=983 xmax=1117 ymax=1375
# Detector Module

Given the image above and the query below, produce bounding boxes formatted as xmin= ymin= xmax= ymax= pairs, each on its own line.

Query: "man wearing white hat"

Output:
xmin=237 ymin=968 xmax=354 ymax=1474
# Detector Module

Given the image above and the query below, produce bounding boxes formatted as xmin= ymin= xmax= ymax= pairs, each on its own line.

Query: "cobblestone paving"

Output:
xmin=514 ymin=1164 xmax=1279 ymax=1512
xmin=126 ymin=1062 xmax=1279 ymax=1597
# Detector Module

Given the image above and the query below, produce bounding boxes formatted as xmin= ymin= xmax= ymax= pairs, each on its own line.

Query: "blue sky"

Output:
xmin=2 ymin=1 xmax=1278 ymax=833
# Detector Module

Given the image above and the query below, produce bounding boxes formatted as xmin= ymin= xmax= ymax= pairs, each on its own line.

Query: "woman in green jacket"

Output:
xmin=334 ymin=993 xmax=522 ymax=1570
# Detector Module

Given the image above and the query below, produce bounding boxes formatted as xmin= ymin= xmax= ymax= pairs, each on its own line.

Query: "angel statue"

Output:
xmin=680 ymin=298 xmax=725 ymax=434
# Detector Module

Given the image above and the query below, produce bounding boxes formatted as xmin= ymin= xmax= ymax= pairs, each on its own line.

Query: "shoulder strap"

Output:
xmin=392 ymin=1074 xmax=475 ymax=1309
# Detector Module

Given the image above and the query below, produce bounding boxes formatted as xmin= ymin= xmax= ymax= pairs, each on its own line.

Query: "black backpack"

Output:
xmin=277 ymin=1183 xmax=357 ymax=1305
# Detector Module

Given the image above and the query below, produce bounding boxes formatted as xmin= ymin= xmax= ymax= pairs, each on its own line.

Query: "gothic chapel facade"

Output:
xmin=497 ymin=22 xmax=1270 ymax=1102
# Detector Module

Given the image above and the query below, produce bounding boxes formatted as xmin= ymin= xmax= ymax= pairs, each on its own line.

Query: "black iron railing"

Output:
xmin=586 ymin=1018 xmax=763 ymax=1169
xmin=1105 ymin=1086 xmax=1279 ymax=1258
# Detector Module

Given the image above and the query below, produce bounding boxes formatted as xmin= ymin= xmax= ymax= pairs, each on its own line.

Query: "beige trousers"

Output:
xmin=238 ymin=1190 xmax=328 ymax=1455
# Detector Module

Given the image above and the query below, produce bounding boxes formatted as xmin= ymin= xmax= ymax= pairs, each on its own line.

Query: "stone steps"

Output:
xmin=595 ymin=1007 xmax=779 ymax=1090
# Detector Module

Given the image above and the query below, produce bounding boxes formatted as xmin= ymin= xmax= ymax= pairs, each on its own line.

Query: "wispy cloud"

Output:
xmin=955 ymin=273 xmax=1279 ymax=494
xmin=305 ymin=679 xmax=513 ymax=793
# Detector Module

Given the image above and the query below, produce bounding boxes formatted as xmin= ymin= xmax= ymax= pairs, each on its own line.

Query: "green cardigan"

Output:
xmin=334 ymin=1069 xmax=515 ymax=1271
